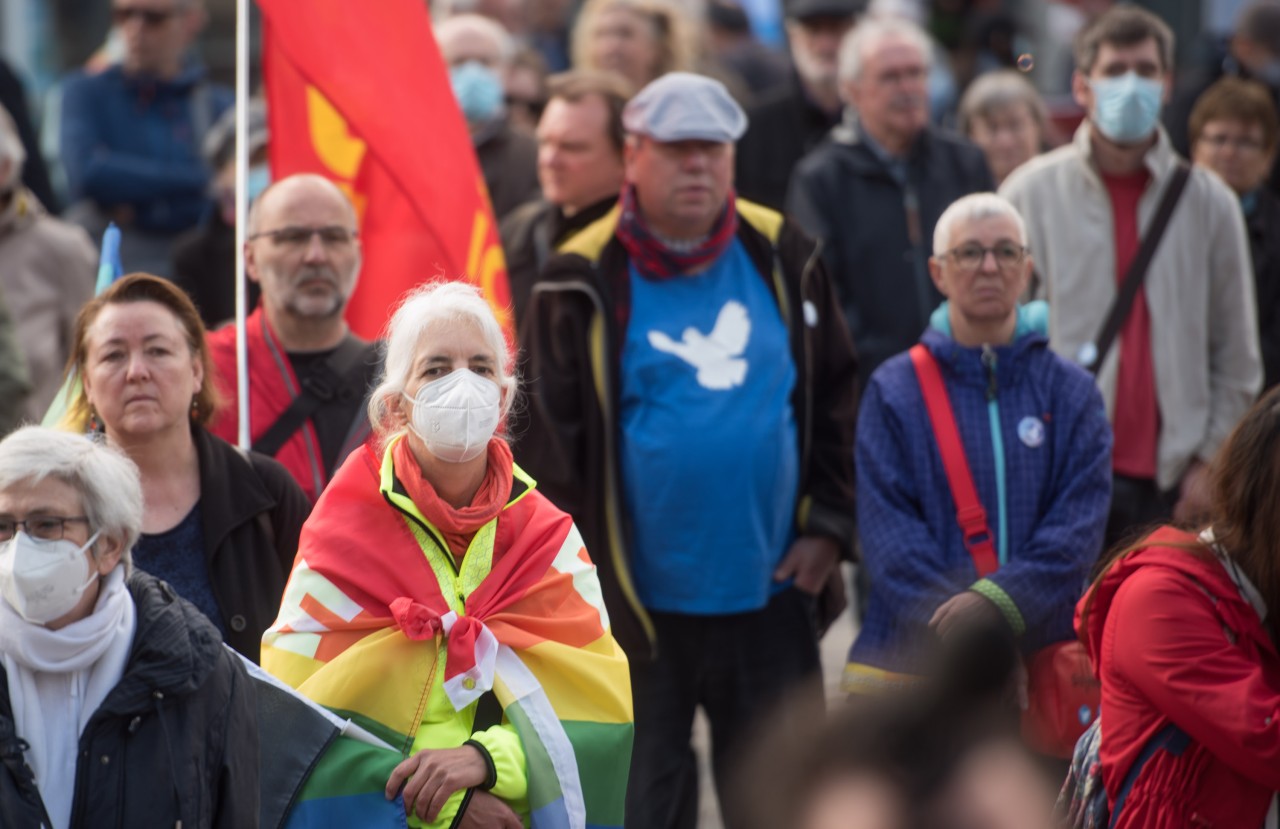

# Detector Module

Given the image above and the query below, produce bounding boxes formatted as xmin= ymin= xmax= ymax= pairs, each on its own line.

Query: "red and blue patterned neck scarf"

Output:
xmin=614 ymin=184 xmax=739 ymax=281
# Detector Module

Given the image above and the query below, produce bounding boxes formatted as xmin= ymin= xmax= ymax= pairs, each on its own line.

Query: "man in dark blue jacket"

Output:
xmin=787 ymin=16 xmax=992 ymax=392
xmin=59 ymin=0 xmax=231 ymax=275
xmin=846 ymin=192 xmax=1111 ymax=693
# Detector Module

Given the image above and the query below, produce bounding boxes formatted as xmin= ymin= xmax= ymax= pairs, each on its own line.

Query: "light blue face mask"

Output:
xmin=449 ymin=60 xmax=504 ymax=125
xmin=1090 ymin=71 xmax=1164 ymax=144
xmin=247 ymin=164 xmax=271 ymax=202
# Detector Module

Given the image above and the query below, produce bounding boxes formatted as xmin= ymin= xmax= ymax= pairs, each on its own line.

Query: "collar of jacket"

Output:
xmin=1071 ymin=120 xmax=1182 ymax=185
xmin=831 ymin=109 xmax=934 ymax=174
xmin=552 ymin=194 xmax=620 ymax=248
xmin=192 ymin=423 xmax=279 ymax=564
xmin=92 ymin=570 xmax=223 ymax=716
xmin=918 ymin=322 xmax=1048 ymax=391
xmin=0 ymin=188 xmax=40 ymax=237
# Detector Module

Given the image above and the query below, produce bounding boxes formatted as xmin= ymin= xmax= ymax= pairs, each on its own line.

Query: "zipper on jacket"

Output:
xmin=981 ymin=345 xmax=1009 ymax=566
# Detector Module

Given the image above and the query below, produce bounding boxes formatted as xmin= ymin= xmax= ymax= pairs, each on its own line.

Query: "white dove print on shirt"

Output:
xmin=647 ymin=300 xmax=752 ymax=390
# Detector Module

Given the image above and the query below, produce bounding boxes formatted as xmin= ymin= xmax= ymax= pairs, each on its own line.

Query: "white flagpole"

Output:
xmin=234 ymin=0 xmax=251 ymax=449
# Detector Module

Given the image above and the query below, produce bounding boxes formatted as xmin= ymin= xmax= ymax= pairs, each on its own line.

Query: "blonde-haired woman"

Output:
xmin=262 ymin=281 xmax=633 ymax=828
xmin=571 ymin=0 xmax=695 ymax=90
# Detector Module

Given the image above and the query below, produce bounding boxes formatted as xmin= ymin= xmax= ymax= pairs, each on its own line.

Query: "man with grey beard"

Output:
xmin=734 ymin=0 xmax=864 ymax=210
xmin=205 ymin=173 xmax=381 ymax=503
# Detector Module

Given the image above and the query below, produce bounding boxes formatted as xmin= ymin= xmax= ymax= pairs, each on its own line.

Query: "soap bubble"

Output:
xmin=1016 ymin=53 xmax=1035 ymax=72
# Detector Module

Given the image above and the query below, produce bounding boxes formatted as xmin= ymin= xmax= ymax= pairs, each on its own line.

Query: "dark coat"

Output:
xmin=734 ymin=76 xmax=842 ymax=212
xmin=1247 ymin=187 xmax=1280 ymax=392
xmin=476 ymin=119 xmax=541 ymax=221
xmin=195 ymin=425 xmax=309 ymax=661
xmin=787 ymin=118 xmax=994 ymax=390
xmin=499 ymin=194 xmax=618 ymax=335
xmin=514 ymin=200 xmax=858 ymax=658
xmin=0 ymin=570 xmax=259 ymax=829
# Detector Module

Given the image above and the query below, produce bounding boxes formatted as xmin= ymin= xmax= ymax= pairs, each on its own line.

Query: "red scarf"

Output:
xmin=392 ymin=437 xmax=514 ymax=561
xmin=614 ymin=184 xmax=738 ymax=281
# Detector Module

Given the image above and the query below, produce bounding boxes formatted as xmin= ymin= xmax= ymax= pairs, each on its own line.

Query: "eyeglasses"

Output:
xmin=247 ymin=226 xmax=358 ymax=248
xmin=0 ymin=516 xmax=91 ymax=542
xmin=940 ymin=242 xmax=1029 ymax=272
xmin=111 ymin=6 xmax=178 ymax=26
xmin=1198 ymin=132 xmax=1267 ymax=153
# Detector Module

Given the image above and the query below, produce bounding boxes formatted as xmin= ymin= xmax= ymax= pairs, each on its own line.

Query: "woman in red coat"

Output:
xmin=1077 ymin=387 xmax=1280 ymax=828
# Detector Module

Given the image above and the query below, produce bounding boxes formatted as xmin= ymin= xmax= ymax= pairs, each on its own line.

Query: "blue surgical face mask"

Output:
xmin=449 ymin=60 xmax=504 ymax=125
xmin=1090 ymin=71 xmax=1164 ymax=144
xmin=247 ymin=164 xmax=271 ymax=202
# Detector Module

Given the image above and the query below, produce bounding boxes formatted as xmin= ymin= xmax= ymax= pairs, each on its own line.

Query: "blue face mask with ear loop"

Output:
xmin=449 ymin=60 xmax=505 ymax=125
xmin=1090 ymin=71 xmax=1165 ymax=144
xmin=246 ymin=164 xmax=271 ymax=202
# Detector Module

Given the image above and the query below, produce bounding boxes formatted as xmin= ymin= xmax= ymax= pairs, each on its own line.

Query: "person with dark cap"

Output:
xmin=169 ymin=99 xmax=268 ymax=329
xmin=734 ymin=0 xmax=865 ymax=210
xmin=705 ymin=0 xmax=791 ymax=101
xmin=517 ymin=71 xmax=857 ymax=829
xmin=1166 ymin=0 xmax=1280 ymax=196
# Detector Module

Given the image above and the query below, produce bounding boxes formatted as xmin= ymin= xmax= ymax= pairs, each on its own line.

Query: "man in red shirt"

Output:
xmin=1002 ymin=6 xmax=1262 ymax=546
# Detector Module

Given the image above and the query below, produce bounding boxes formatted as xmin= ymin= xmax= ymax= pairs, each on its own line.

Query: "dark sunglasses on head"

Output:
xmin=112 ymin=6 xmax=178 ymax=26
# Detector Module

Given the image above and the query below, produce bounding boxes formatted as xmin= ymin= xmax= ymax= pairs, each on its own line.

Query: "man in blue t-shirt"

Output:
xmin=517 ymin=72 xmax=858 ymax=829
xmin=59 ymin=0 xmax=232 ymax=276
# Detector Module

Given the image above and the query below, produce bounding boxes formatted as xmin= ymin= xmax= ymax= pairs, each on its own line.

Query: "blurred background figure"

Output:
xmin=169 ymin=98 xmax=267 ymax=330
xmin=0 ymin=57 xmax=58 ymax=212
xmin=64 ymin=274 xmax=308 ymax=661
xmin=571 ymin=0 xmax=696 ymax=91
xmin=1167 ymin=0 xmax=1280 ymax=196
xmin=0 ymin=102 xmax=92 ymax=424
xmin=436 ymin=13 xmax=541 ymax=220
xmin=1076 ymin=386 xmax=1280 ymax=829
xmin=500 ymin=70 xmax=631 ymax=329
xmin=735 ymin=0 xmax=865 ymax=210
xmin=1190 ymin=76 xmax=1280 ymax=393
xmin=59 ymin=0 xmax=232 ymax=277
xmin=704 ymin=0 xmax=790 ymax=102
xmin=958 ymin=69 xmax=1049 ymax=186
xmin=505 ymin=46 xmax=551 ymax=133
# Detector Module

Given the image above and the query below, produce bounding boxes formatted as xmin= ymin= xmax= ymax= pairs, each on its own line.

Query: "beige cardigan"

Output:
xmin=1001 ymin=124 xmax=1261 ymax=491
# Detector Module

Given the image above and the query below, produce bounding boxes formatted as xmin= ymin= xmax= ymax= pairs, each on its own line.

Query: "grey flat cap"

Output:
xmin=623 ymin=72 xmax=747 ymax=143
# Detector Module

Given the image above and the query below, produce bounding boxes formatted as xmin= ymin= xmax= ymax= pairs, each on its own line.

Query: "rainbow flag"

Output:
xmin=262 ymin=440 xmax=632 ymax=828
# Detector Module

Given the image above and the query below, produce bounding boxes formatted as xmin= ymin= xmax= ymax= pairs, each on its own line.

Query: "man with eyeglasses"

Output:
xmin=1001 ymin=6 xmax=1261 ymax=546
xmin=787 ymin=16 xmax=993 ymax=393
xmin=205 ymin=174 xmax=381 ymax=503
xmin=58 ymin=0 xmax=231 ymax=277
xmin=846 ymin=192 xmax=1111 ymax=697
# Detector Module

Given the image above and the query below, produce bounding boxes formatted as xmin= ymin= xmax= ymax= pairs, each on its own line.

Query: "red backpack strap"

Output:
xmin=908 ymin=345 xmax=999 ymax=578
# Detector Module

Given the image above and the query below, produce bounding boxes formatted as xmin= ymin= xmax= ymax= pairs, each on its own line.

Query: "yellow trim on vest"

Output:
xmin=841 ymin=662 xmax=922 ymax=695
xmin=735 ymin=197 xmax=784 ymax=244
xmin=558 ymin=203 xmax=621 ymax=262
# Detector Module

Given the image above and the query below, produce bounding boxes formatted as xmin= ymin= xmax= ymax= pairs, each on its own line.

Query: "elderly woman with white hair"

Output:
xmin=845 ymin=192 xmax=1111 ymax=754
xmin=262 ymin=281 xmax=632 ymax=829
xmin=0 ymin=426 xmax=257 ymax=829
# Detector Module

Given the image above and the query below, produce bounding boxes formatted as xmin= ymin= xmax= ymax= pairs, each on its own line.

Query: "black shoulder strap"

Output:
xmin=251 ymin=336 xmax=372 ymax=458
xmin=1084 ymin=162 xmax=1191 ymax=375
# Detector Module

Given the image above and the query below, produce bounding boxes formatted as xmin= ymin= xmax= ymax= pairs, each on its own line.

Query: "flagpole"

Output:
xmin=234 ymin=0 xmax=251 ymax=449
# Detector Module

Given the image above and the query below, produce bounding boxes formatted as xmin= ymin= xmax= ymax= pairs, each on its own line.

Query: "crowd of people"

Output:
xmin=1 ymin=0 xmax=1280 ymax=828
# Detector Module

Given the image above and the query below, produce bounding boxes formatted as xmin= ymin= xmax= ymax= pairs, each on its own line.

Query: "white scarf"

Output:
xmin=0 ymin=567 xmax=136 ymax=829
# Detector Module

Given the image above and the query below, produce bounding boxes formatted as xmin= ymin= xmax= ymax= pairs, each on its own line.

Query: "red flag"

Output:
xmin=259 ymin=0 xmax=512 ymax=340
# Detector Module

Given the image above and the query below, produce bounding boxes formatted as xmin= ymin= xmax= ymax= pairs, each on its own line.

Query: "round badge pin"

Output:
xmin=1018 ymin=416 xmax=1045 ymax=448
xmin=1076 ymin=341 xmax=1098 ymax=368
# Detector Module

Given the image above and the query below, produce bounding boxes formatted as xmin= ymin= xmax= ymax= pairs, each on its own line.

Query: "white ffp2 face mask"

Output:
xmin=404 ymin=369 xmax=501 ymax=463
xmin=0 ymin=531 xmax=101 ymax=625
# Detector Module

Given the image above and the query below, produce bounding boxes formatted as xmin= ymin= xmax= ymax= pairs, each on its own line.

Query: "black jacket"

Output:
xmin=1248 ymin=187 xmax=1280 ymax=392
xmin=0 ymin=570 xmax=259 ymax=829
xmin=500 ymin=195 xmax=619 ymax=335
xmin=514 ymin=200 xmax=858 ymax=659
xmin=195 ymin=425 xmax=309 ymax=660
xmin=476 ymin=119 xmax=541 ymax=221
xmin=787 ymin=117 xmax=994 ymax=390
xmin=734 ymin=76 xmax=842 ymax=211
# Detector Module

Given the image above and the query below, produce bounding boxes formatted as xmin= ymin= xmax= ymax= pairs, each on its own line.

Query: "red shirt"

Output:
xmin=1102 ymin=170 xmax=1159 ymax=479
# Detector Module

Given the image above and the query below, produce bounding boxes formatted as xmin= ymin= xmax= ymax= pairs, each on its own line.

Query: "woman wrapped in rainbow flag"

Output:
xmin=262 ymin=281 xmax=633 ymax=828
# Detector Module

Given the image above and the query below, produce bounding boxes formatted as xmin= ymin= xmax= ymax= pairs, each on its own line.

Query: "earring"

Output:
xmin=88 ymin=407 xmax=100 ymax=433
xmin=190 ymin=396 xmax=199 ymax=420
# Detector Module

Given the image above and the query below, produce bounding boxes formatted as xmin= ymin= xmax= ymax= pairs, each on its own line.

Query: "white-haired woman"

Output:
xmin=262 ymin=281 xmax=632 ymax=829
xmin=0 ymin=426 xmax=257 ymax=829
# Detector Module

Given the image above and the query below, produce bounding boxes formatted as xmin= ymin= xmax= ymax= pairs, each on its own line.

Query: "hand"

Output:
xmin=457 ymin=791 xmax=522 ymax=829
xmin=385 ymin=745 xmax=488 ymax=822
xmin=1172 ymin=460 xmax=1212 ymax=525
xmin=929 ymin=591 xmax=1002 ymax=639
xmin=773 ymin=535 xmax=840 ymax=595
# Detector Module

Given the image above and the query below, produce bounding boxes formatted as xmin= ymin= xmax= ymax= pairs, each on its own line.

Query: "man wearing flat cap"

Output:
xmin=516 ymin=71 xmax=857 ymax=829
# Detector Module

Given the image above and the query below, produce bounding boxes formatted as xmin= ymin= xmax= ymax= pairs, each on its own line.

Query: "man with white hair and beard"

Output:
xmin=734 ymin=0 xmax=865 ymax=210
xmin=205 ymin=174 xmax=381 ymax=503
xmin=787 ymin=16 xmax=993 ymax=392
